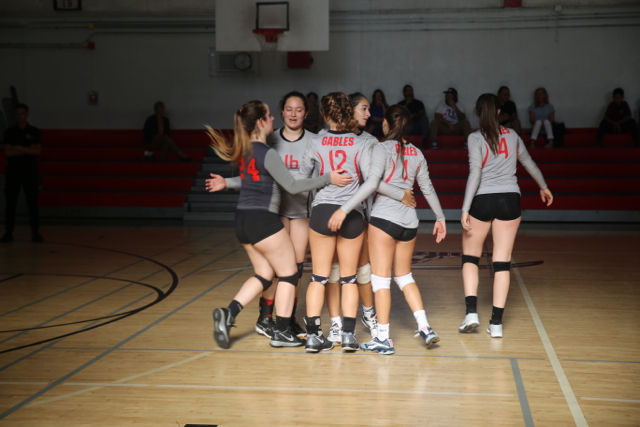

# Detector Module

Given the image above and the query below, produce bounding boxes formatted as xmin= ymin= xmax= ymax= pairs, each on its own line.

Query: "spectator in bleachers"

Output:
xmin=142 ymin=102 xmax=191 ymax=162
xmin=430 ymin=87 xmax=471 ymax=149
xmin=2 ymin=104 xmax=43 ymax=243
xmin=399 ymin=85 xmax=430 ymax=147
xmin=597 ymin=88 xmax=639 ymax=147
xmin=303 ymin=92 xmax=323 ymax=133
xmin=365 ymin=89 xmax=388 ymax=137
xmin=497 ymin=86 xmax=521 ymax=135
xmin=528 ymin=88 xmax=555 ymax=149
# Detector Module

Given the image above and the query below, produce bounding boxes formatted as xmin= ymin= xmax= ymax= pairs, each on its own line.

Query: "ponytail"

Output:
xmin=475 ymin=94 xmax=501 ymax=155
xmin=382 ymin=105 xmax=411 ymax=179
xmin=206 ymin=100 xmax=267 ymax=163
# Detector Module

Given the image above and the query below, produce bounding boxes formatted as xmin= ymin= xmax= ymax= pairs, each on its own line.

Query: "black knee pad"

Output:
xmin=339 ymin=274 xmax=357 ymax=286
xmin=279 ymin=273 xmax=299 ymax=287
xmin=493 ymin=261 xmax=511 ymax=272
xmin=255 ymin=274 xmax=272 ymax=291
xmin=297 ymin=262 xmax=304 ymax=280
xmin=311 ymin=273 xmax=329 ymax=286
xmin=462 ymin=255 xmax=480 ymax=266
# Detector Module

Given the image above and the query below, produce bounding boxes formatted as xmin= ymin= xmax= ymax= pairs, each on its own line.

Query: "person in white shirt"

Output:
xmin=429 ymin=88 xmax=472 ymax=148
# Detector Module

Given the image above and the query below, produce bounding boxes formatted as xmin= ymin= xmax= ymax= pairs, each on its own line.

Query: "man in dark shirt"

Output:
xmin=398 ymin=85 xmax=430 ymax=147
xmin=142 ymin=102 xmax=191 ymax=162
xmin=2 ymin=104 xmax=43 ymax=243
xmin=497 ymin=86 xmax=521 ymax=135
xmin=597 ymin=88 xmax=638 ymax=147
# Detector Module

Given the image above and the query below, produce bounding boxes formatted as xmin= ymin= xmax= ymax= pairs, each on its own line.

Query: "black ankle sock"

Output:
xmin=227 ymin=300 xmax=243 ymax=319
xmin=343 ymin=317 xmax=356 ymax=334
xmin=258 ymin=297 xmax=274 ymax=319
xmin=490 ymin=306 xmax=504 ymax=325
xmin=304 ymin=316 xmax=321 ymax=335
xmin=276 ymin=316 xmax=291 ymax=332
xmin=465 ymin=296 xmax=478 ymax=314
xmin=292 ymin=298 xmax=298 ymax=317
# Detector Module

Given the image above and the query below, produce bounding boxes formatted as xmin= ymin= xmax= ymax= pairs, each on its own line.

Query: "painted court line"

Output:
xmin=564 ymin=359 xmax=640 ymax=364
xmin=510 ymin=359 xmax=534 ymax=427
xmin=580 ymin=397 xmax=640 ymax=404
xmin=513 ymin=259 xmax=589 ymax=427
xmin=0 ymin=382 xmax=48 ymax=385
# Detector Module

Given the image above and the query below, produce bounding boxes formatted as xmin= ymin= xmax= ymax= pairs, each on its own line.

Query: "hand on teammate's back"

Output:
xmin=329 ymin=169 xmax=353 ymax=187
xmin=402 ymin=189 xmax=416 ymax=208
xmin=206 ymin=174 xmax=226 ymax=192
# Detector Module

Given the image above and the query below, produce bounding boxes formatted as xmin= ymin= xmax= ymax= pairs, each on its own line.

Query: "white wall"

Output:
xmin=0 ymin=2 xmax=639 ymax=130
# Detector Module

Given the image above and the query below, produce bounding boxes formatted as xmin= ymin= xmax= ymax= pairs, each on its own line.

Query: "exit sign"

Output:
xmin=54 ymin=0 xmax=81 ymax=10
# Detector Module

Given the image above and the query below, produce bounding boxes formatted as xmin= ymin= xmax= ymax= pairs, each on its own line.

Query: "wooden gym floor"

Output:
xmin=0 ymin=220 xmax=638 ymax=426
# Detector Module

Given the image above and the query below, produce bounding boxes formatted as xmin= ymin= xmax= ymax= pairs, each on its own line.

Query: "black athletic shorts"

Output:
xmin=469 ymin=193 xmax=521 ymax=222
xmin=309 ymin=204 xmax=364 ymax=239
xmin=369 ymin=217 xmax=418 ymax=242
xmin=235 ymin=209 xmax=284 ymax=245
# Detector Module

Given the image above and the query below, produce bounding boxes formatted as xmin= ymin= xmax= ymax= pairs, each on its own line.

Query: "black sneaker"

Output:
xmin=269 ymin=328 xmax=306 ymax=348
xmin=213 ymin=308 xmax=235 ymax=349
xmin=305 ymin=332 xmax=334 ymax=353
xmin=255 ymin=316 xmax=276 ymax=339
xmin=32 ymin=232 xmax=44 ymax=243
xmin=341 ymin=331 xmax=359 ymax=352
xmin=290 ymin=318 xmax=307 ymax=338
xmin=0 ymin=233 xmax=13 ymax=243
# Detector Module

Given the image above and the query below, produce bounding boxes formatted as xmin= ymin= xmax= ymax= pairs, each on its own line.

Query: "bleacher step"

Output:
xmin=184 ymin=212 xmax=235 ymax=221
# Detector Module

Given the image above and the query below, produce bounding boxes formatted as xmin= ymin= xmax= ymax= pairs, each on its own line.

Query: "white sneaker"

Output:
xmin=361 ymin=312 xmax=378 ymax=338
xmin=327 ymin=322 xmax=343 ymax=345
xmin=459 ymin=313 xmax=480 ymax=333
xmin=487 ymin=323 xmax=503 ymax=338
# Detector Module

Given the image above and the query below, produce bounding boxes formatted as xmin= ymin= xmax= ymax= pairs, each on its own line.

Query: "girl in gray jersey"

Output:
xmin=205 ymin=100 xmax=352 ymax=349
xmin=359 ymin=105 xmax=447 ymax=355
xmin=459 ymin=94 xmax=553 ymax=338
xmin=250 ymin=92 xmax=316 ymax=341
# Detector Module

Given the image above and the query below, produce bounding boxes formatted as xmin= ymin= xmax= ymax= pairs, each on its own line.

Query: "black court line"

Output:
xmin=511 ymin=358 xmax=535 ymax=427
xmin=0 ymin=255 xmax=245 ymax=420
xmin=0 ymin=273 xmax=23 ymax=284
xmin=0 ymin=230 xmax=218 ymax=318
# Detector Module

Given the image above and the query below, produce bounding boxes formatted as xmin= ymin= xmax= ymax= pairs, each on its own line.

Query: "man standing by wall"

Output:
xmin=2 ymin=104 xmax=43 ymax=243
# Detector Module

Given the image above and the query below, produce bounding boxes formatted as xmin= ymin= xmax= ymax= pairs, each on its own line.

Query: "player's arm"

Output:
xmin=415 ymin=157 xmax=445 ymax=222
xmin=461 ymin=135 xmax=483 ymax=214
xmin=264 ymin=149 xmax=350 ymax=194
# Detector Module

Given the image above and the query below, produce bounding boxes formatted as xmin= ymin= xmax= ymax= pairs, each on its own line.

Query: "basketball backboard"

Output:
xmin=215 ymin=0 xmax=329 ymax=52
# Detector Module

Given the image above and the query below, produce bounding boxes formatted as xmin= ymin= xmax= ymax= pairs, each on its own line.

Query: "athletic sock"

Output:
xmin=377 ymin=323 xmax=390 ymax=341
xmin=228 ymin=300 xmax=243 ymax=319
xmin=413 ymin=310 xmax=430 ymax=330
xmin=330 ymin=316 xmax=342 ymax=328
xmin=276 ymin=316 xmax=291 ymax=332
xmin=343 ymin=317 xmax=356 ymax=334
xmin=291 ymin=298 xmax=298 ymax=318
xmin=305 ymin=316 xmax=321 ymax=336
xmin=259 ymin=297 xmax=274 ymax=319
xmin=465 ymin=296 xmax=478 ymax=314
xmin=490 ymin=306 xmax=504 ymax=325
xmin=362 ymin=304 xmax=375 ymax=317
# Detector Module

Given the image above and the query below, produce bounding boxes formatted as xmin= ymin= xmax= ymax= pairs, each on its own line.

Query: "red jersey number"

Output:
xmin=329 ymin=150 xmax=347 ymax=171
xmin=284 ymin=154 xmax=299 ymax=169
xmin=498 ymin=137 xmax=509 ymax=159
xmin=239 ymin=158 xmax=261 ymax=181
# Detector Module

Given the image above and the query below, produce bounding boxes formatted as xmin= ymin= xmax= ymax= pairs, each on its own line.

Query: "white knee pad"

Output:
xmin=356 ymin=263 xmax=371 ymax=284
xmin=371 ymin=274 xmax=391 ymax=293
xmin=394 ymin=273 xmax=415 ymax=291
xmin=329 ymin=263 xmax=340 ymax=283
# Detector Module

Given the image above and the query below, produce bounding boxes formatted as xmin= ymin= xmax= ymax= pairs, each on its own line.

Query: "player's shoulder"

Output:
xmin=468 ymin=130 xmax=484 ymax=143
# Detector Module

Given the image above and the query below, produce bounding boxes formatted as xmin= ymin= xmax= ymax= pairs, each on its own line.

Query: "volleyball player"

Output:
xmin=252 ymin=92 xmax=316 ymax=340
xmin=325 ymin=93 xmax=416 ymax=345
xmin=205 ymin=100 xmax=352 ymax=349
xmin=300 ymin=92 xmax=396 ymax=352
xmin=359 ymin=105 xmax=447 ymax=355
xmin=459 ymin=94 xmax=553 ymax=338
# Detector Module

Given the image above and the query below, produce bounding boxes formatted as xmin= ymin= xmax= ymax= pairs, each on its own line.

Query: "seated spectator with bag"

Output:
xmin=142 ymin=102 xmax=191 ymax=162
xmin=528 ymin=87 xmax=555 ymax=149
xmin=597 ymin=88 xmax=639 ymax=147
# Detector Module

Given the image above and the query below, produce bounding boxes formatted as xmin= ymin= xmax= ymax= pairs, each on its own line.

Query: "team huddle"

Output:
xmin=205 ymin=90 xmax=553 ymax=355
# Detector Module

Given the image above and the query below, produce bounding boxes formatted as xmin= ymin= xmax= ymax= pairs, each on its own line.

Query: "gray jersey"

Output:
xmin=267 ymin=128 xmax=315 ymax=219
xmin=371 ymin=140 xmax=445 ymax=228
xmin=227 ymin=141 xmax=331 ymax=214
xmin=462 ymin=127 xmax=548 ymax=212
xmin=300 ymin=130 xmax=370 ymax=214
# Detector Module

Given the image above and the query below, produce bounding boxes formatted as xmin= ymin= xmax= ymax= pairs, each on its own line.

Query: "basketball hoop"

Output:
xmin=253 ymin=28 xmax=284 ymax=61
